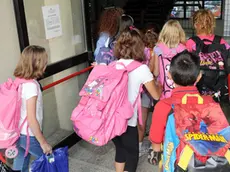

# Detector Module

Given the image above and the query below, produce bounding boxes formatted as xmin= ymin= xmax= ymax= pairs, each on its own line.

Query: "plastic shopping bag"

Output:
xmin=31 ymin=147 xmax=68 ymax=172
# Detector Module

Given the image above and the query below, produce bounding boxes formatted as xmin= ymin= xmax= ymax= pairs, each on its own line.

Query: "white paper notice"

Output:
xmin=42 ymin=4 xmax=62 ymax=39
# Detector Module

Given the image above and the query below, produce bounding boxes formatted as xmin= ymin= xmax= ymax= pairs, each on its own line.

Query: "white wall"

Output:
xmin=0 ymin=0 xmax=20 ymax=83
xmin=0 ymin=0 xmax=88 ymax=144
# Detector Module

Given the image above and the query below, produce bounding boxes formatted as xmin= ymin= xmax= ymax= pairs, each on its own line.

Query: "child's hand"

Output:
xmin=148 ymin=149 xmax=162 ymax=165
xmin=41 ymin=143 xmax=52 ymax=155
xmin=91 ymin=62 xmax=97 ymax=66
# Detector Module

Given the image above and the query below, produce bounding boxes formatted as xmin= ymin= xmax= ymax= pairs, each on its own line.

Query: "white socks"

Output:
xmin=139 ymin=142 xmax=143 ymax=149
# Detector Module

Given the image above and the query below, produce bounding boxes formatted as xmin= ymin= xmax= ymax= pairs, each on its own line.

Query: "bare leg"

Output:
xmin=115 ymin=162 xmax=125 ymax=172
xmin=138 ymin=107 xmax=149 ymax=142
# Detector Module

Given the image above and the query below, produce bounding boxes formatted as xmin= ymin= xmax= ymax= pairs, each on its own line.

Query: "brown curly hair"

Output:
xmin=192 ymin=9 xmax=216 ymax=35
xmin=143 ymin=29 xmax=158 ymax=49
xmin=98 ymin=8 xmax=124 ymax=37
xmin=114 ymin=28 xmax=145 ymax=62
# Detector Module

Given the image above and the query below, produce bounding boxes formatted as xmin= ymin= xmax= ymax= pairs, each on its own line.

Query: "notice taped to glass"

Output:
xmin=42 ymin=4 xmax=62 ymax=39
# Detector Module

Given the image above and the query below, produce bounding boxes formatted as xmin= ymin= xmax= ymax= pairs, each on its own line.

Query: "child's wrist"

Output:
xmin=39 ymin=140 xmax=48 ymax=146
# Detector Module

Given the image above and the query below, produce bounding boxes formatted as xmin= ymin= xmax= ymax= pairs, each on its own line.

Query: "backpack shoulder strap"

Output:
xmin=126 ymin=61 xmax=142 ymax=72
xmin=126 ymin=60 xmax=145 ymax=125
xmin=190 ymin=36 xmax=203 ymax=53
xmin=190 ymin=36 xmax=202 ymax=44
xmin=213 ymin=35 xmax=222 ymax=44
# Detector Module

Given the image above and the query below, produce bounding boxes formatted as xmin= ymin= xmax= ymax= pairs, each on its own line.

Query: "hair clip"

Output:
xmin=122 ymin=14 xmax=134 ymax=24
xmin=104 ymin=6 xmax=116 ymax=9
xmin=129 ymin=25 xmax=135 ymax=30
xmin=147 ymin=29 xmax=152 ymax=32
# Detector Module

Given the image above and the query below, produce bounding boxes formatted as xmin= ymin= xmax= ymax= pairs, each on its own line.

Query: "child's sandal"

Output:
xmin=148 ymin=149 xmax=162 ymax=165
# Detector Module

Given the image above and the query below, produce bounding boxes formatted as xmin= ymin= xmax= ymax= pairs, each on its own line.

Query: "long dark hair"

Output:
xmin=98 ymin=8 xmax=124 ymax=37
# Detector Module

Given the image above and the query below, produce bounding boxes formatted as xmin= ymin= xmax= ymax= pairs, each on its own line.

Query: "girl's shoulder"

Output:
xmin=22 ymin=80 xmax=38 ymax=88
xmin=153 ymin=44 xmax=163 ymax=56
xmin=21 ymin=81 xmax=39 ymax=99
xmin=177 ymin=43 xmax=186 ymax=50
xmin=186 ymin=38 xmax=196 ymax=52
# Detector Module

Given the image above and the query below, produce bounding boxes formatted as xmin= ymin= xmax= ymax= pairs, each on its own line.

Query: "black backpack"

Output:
xmin=190 ymin=35 xmax=229 ymax=103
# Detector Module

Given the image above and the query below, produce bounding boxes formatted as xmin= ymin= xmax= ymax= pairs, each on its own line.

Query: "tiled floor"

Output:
xmin=47 ymin=128 xmax=73 ymax=147
xmin=68 ymin=104 xmax=230 ymax=172
xmin=68 ymin=140 xmax=159 ymax=172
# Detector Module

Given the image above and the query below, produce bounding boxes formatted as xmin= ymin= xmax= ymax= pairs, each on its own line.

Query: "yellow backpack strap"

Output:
xmin=178 ymin=145 xmax=194 ymax=171
xmin=181 ymin=94 xmax=203 ymax=105
xmin=225 ymin=150 xmax=230 ymax=164
xmin=159 ymin=144 xmax=163 ymax=170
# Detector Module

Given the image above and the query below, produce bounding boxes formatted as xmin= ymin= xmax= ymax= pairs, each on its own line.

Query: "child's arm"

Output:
xmin=151 ymin=143 xmax=161 ymax=152
xmin=27 ymin=96 xmax=52 ymax=154
xmin=149 ymin=101 xmax=170 ymax=143
xmin=148 ymin=101 xmax=171 ymax=165
xmin=144 ymin=80 xmax=162 ymax=100
xmin=148 ymin=143 xmax=162 ymax=165
xmin=153 ymin=53 xmax=159 ymax=77
xmin=149 ymin=52 xmax=155 ymax=73
xmin=185 ymin=39 xmax=195 ymax=52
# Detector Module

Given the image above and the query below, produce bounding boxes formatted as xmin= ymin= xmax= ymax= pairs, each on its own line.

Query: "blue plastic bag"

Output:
xmin=31 ymin=147 xmax=68 ymax=172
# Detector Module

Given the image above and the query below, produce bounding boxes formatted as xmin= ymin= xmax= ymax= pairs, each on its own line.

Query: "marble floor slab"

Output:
xmin=47 ymin=128 xmax=73 ymax=147
xmin=68 ymin=139 xmax=159 ymax=172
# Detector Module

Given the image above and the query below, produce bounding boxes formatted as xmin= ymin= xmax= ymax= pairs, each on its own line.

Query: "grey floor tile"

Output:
xmin=69 ymin=140 xmax=159 ymax=172
xmin=47 ymin=129 xmax=73 ymax=146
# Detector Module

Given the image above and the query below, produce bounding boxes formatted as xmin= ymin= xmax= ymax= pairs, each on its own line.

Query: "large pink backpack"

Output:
xmin=0 ymin=78 xmax=36 ymax=158
xmin=71 ymin=61 xmax=143 ymax=146
xmin=158 ymin=43 xmax=185 ymax=99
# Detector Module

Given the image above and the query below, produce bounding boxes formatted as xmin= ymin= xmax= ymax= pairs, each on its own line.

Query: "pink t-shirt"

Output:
xmin=186 ymin=35 xmax=230 ymax=52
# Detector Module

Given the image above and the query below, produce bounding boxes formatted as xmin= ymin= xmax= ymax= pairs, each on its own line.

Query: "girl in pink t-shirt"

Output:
xmin=186 ymin=9 xmax=230 ymax=103
xmin=186 ymin=9 xmax=230 ymax=51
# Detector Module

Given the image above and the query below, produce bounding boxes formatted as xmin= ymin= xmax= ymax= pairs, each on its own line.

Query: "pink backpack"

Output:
xmin=71 ymin=61 xmax=143 ymax=146
xmin=0 ymin=78 xmax=36 ymax=158
xmin=158 ymin=43 xmax=185 ymax=99
xmin=144 ymin=47 xmax=153 ymax=66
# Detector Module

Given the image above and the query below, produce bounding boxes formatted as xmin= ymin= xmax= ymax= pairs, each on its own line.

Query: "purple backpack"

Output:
xmin=95 ymin=38 xmax=116 ymax=65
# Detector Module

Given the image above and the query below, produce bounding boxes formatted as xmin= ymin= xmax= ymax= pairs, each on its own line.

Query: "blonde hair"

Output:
xmin=158 ymin=20 xmax=186 ymax=48
xmin=14 ymin=45 xmax=48 ymax=79
xmin=192 ymin=9 xmax=215 ymax=35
